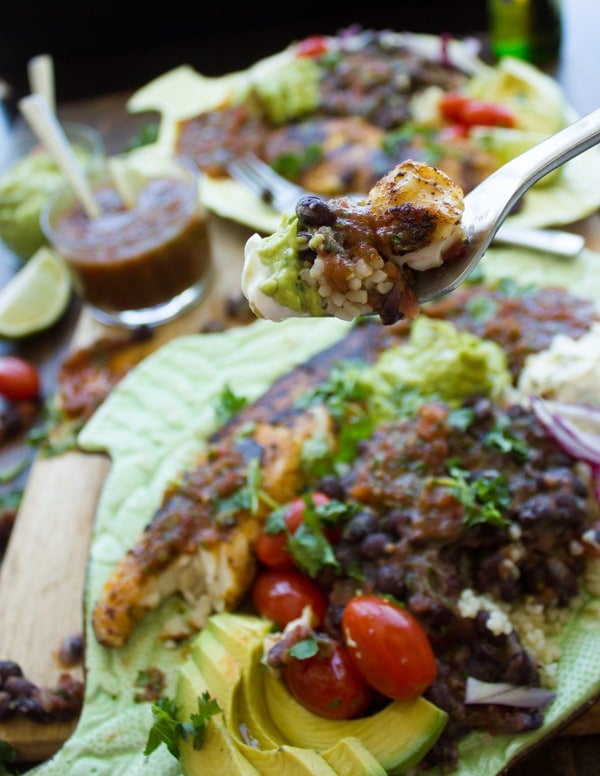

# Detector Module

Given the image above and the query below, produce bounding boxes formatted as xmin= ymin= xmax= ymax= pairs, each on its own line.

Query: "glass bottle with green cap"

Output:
xmin=487 ymin=0 xmax=562 ymax=64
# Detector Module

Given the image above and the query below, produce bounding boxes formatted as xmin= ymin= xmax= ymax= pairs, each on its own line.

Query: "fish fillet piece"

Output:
xmin=242 ymin=160 xmax=467 ymax=326
xmin=93 ymin=410 xmax=331 ymax=648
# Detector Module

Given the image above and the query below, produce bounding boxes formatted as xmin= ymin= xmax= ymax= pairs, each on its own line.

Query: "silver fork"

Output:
xmin=227 ymin=153 xmax=585 ymax=259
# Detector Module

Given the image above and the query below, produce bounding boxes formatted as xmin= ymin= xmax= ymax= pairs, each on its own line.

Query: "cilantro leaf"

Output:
xmin=144 ymin=693 xmax=221 ymax=760
xmin=144 ymin=697 xmax=183 ymax=759
xmin=287 ymin=635 xmax=319 ymax=660
xmin=483 ymin=415 xmax=530 ymax=461
xmin=214 ymin=384 xmax=248 ymax=424
xmin=445 ymin=464 xmax=511 ymax=529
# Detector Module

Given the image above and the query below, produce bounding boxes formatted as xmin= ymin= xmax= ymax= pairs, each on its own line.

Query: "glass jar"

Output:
xmin=41 ymin=154 xmax=213 ymax=328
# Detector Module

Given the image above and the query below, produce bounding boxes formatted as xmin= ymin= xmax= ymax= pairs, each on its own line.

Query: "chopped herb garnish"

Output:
xmin=287 ymin=634 xmax=319 ymax=660
xmin=448 ymin=406 xmax=476 ymax=432
xmin=466 ymin=295 xmax=498 ymax=322
xmin=215 ymin=457 xmax=277 ymax=524
xmin=144 ymin=693 xmax=221 ymax=760
xmin=484 ymin=418 xmax=530 ymax=461
xmin=214 ymin=385 xmax=248 ymax=424
xmin=444 ymin=463 xmax=511 ymax=528
xmin=272 ymin=144 xmax=323 ymax=180
xmin=124 ymin=121 xmax=160 ymax=152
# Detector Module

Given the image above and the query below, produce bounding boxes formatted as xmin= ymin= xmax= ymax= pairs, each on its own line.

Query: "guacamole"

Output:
xmin=242 ymin=212 xmax=323 ymax=319
xmin=0 ymin=146 xmax=93 ymax=260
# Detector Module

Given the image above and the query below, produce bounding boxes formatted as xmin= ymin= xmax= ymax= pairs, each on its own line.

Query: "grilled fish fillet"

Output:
xmin=92 ymin=410 xmax=333 ymax=648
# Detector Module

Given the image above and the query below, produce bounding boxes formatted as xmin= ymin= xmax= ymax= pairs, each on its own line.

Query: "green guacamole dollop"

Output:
xmin=258 ymin=212 xmax=323 ymax=315
xmin=368 ymin=316 xmax=511 ymax=419
xmin=0 ymin=148 xmax=90 ymax=260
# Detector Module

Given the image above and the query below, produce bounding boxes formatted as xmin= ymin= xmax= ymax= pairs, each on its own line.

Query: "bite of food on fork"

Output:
xmin=241 ymin=159 xmax=467 ymax=325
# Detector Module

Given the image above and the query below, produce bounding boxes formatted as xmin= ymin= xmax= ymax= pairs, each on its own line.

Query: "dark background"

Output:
xmin=0 ymin=1 xmax=489 ymax=107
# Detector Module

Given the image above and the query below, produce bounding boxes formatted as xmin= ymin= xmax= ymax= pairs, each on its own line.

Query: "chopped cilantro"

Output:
xmin=287 ymin=634 xmax=319 ymax=660
xmin=144 ymin=693 xmax=221 ymax=760
xmin=215 ymin=457 xmax=278 ymax=524
xmin=264 ymin=495 xmax=353 ymax=577
xmin=466 ymin=295 xmax=498 ymax=322
xmin=124 ymin=121 xmax=160 ymax=152
xmin=272 ymin=144 xmax=322 ymax=180
xmin=447 ymin=406 xmax=476 ymax=432
xmin=484 ymin=417 xmax=530 ymax=461
xmin=214 ymin=385 xmax=248 ymax=424
xmin=444 ymin=463 xmax=511 ymax=529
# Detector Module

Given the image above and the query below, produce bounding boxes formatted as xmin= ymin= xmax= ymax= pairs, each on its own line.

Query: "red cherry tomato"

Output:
xmin=0 ymin=356 xmax=41 ymax=401
xmin=296 ymin=35 xmax=329 ymax=58
xmin=255 ymin=492 xmax=330 ymax=570
xmin=459 ymin=100 xmax=516 ymax=128
xmin=438 ymin=91 xmax=467 ymax=122
xmin=439 ymin=92 xmax=516 ymax=129
xmin=342 ymin=595 xmax=437 ymax=701
xmin=282 ymin=638 xmax=373 ymax=719
xmin=251 ymin=569 xmax=328 ymax=628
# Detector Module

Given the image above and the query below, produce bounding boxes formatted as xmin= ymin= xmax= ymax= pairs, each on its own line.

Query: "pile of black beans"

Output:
xmin=0 ymin=660 xmax=83 ymax=723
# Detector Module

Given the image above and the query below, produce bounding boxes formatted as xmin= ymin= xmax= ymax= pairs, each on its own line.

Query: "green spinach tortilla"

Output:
xmin=30 ymin=247 xmax=600 ymax=775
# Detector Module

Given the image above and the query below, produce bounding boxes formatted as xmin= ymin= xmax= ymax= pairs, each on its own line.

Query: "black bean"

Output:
xmin=318 ymin=475 xmax=346 ymax=501
xmin=0 ymin=660 xmax=22 ymax=685
xmin=343 ymin=510 xmax=378 ymax=542
xmin=374 ymin=563 xmax=405 ymax=598
xmin=359 ymin=532 xmax=393 ymax=560
xmin=295 ymin=194 xmax=337 ymax=227
xmin=58 ymin=633 xmax=84 ymax=668
xmin=4 ymin=675 xmax=36 ymax=698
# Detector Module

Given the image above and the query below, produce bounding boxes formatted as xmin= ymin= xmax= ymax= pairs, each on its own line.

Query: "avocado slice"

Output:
xmin=322 ymin=736 xmax=387 ymax=775
xmin=264 ymin=669 xmax=448 ymax=775
xmin=191 ymin=613 xmax=337 ymax=775
xmin=175 ymin=658 xmax=259 ymax=775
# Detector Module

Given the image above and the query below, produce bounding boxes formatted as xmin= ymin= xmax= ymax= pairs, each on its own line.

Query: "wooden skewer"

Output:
xmin=18 ymin=94 xmax=101 ymax=219
xmin=27 ymin=53 xmax=56 ymax=115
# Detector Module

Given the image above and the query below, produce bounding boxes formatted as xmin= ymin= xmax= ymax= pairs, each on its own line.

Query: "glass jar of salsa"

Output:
xmin=41 ymin=155 xmax=212 ymax=327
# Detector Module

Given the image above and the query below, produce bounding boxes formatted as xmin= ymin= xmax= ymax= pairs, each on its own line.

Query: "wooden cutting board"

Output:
xmin=0 ymin=214 xmax=254 ymax=759
xmin=1 ymin=214 xmax=600 ymax=760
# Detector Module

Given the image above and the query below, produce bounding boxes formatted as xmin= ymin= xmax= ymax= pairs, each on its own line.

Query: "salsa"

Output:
xmin=49 ymin=176 xmax=211 ymax=314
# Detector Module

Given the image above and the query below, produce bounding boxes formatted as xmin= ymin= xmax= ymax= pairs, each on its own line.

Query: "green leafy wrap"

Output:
xmin=30 ymin=246 xmax=600 ymax=775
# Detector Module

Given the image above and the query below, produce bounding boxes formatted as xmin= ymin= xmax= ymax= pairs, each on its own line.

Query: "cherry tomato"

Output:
xmin=459 ymin=100 xmax=516 ymax=128
xmin=251 ymin=569 xmax=328 ymax=628
xmin=439 ymin=92 xmax=516 ymax=129
xmin=342 ymin=595 xmax=437 ymax=701
xmin=295 ymin=35 xmax=329 ymax=58
xmin=255 ymin=492 xmax=330 ymax=570
xmin=0 ymin=356 xmax=41 ymax=401
xmin=282 ymin=637 xmax=373 ymax=719
xmin=438 ymin=91 xmax=467 ymax=122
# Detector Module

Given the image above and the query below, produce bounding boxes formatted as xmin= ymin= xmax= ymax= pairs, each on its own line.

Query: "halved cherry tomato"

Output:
xmin=295 ymin=35 xmax=329 ymax=58
xmin=282 ymin=637 xmax=373 ymax=719
xmin=342 ymin=595 xmax=437 ymax=701
xmin=0 ymin=356 xmax=41 ymax=401
xmin=251 ymin=569 xmax=328 ymax=628
xmin=255 ymin=492 xmax=330 ymax=570
xmin=439 ymin=92 xmax=516 ymax=129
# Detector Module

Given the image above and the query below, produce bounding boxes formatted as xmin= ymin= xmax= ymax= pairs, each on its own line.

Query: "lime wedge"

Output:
xmin=0 ymin=247 xmax=72 ymax=338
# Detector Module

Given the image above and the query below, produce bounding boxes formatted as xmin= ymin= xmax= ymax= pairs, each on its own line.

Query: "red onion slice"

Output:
xmin=464 ymin=677 xmax=556 ymax=708
xmin=530 ymin=395 xmax=600 ymax=466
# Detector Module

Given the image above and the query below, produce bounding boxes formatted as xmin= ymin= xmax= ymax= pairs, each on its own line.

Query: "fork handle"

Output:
xmin=465 ymin=108 xmax=600 ymax=243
